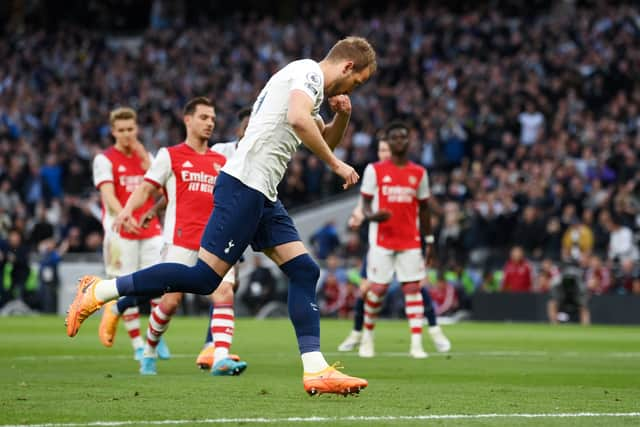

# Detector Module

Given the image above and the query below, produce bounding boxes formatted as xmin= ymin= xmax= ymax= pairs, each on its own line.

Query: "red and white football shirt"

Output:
xmin=144 ymin=142 xmax=227 ymax=251
xmin=93 ymin=147 xmax=162 ymax=240
xmin=360 ymin=160 xmax=430 ymax=250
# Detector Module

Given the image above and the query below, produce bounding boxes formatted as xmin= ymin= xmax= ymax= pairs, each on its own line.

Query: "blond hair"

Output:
xmin=109 ymin=107 xmax=137 ymax=126
xmin=325 ymin=36 xmax=377 ymax=74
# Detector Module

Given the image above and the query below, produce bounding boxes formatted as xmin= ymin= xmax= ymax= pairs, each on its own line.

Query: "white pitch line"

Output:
xmin=2 ymin=412 xmax=640 ymax=427
xmin=5 ymin=350 xmax=640 ymax=362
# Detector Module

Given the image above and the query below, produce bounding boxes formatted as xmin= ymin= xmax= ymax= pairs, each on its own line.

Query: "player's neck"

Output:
xmin=391 ymin=155 xmax=408 ymax=166
xmin=318 ymin=60 xmax=335 ymax=89
xmin=114 ymin=142 xmax=133 ymax=156
xmin=185 ymin=136 xmax=208 ymax=154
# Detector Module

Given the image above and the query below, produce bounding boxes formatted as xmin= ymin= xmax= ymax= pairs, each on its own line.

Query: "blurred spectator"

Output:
xmin=309 ymin=220 xmax=340 ymax=261
xmin=611 ymin=258 xmax=640 ymax=295
xmin=27 ymin=202 xmax=55 ymax=248
xmin=0 ymin=179 xmax=21 ymax=215
xmin=241 ymin=256 xmax=277 ymax=316
xmin=303 ymin=156 xmax=326 ymax=203
xmin=426 ymin=269 xmax=459 ymax=316
xmin=437 ymin=201 xmax=465 ymax=264
xmin=37 ymin=238 xmax=68 ymax=313
xmin=585 ymin=255 xmax=611 ymax=296
xmin=535 ymin=258 xmax=561 ymax=293
xmin=502 ymin=246 xmax=533 ymax=292
xmin=561 ymin=217 xmax=594 ymax=263
xmin=316 ymin=254 xmax=350 ymax=317
xmin=602 ymin=214 xmax=639 ymax=263
xmin=542 ymin=217 xmax=563 ymax=261
xmin=518 ymin=101 xmax=545 ymax=146
xmin=342 ymin=230 xmax=365 ymax=260
xmin=0 ymin=229 xmax=31 ymax=307
xmin=512 ymin=206 xmax=545 ymax=259
xmin=479 ymin=269 xmax=503 ymax=293
xmin=40 ymin=154 xmax=63 ymax=202
xmin=0 ymin=2 xmax=639 ymax=318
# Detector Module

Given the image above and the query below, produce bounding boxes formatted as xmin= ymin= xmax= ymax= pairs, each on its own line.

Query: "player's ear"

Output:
xmin=342 ymin=61 xmax=354 ymax=74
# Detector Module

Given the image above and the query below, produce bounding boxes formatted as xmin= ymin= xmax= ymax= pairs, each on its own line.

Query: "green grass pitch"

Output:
xmin=0 ymin=316 xmax=638 ymax=426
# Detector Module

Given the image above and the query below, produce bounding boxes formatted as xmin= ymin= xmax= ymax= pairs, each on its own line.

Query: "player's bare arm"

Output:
xmin=288 ymin=90 xmax=359 ymax=189
xmin=140 ymin=194 xmax=167 ymax=228
xmin=419 ymin=198 xmax=435 ymax=266
xmin=348 ymin=204 xmax=365 ymax=229
xmin=322 ymin=95 xmax=352 ymax=150
xmin=114 ymin=180 xmax=156 ymax=234
xmin=362 ymin=195 xmax=392 ymax=222
xmin=99 ymin=183 xmax=124 ymax=217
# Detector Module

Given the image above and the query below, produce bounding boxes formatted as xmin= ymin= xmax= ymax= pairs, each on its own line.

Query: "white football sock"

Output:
xmin=301 ymin=351 xmax=329 ymax=373
xmin=94 ymin=279 xmax=119 ymax=302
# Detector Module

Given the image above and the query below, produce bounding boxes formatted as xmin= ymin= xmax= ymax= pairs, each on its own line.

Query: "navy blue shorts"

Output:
xmin=200 ymin=172 xmax=301 ymax=264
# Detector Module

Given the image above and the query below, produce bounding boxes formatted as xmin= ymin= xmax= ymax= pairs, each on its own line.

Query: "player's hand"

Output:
xmin=113 ymin=210 xmax=141 ymax=235
xmin=328 ymin=95 xmax=352 ymax=115
xmin=367 ymin=209 xmax=392 ymax=222
xmin=332 ymin=160 xmax=359 ymax=190
xmin=139 ymin=209 xmax=156 ymax=229
xmin=348 ymin=212 xmax=364 ymax=229
xmin=132 ymin=140 xmax=146 ymax=156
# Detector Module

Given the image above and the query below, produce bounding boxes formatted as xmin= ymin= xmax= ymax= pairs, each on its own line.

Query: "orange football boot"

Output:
xmin=303 ymin=364 xmax=368 ymax=396
xmin=65 ymin=275 xmax=105 ymax=337
xmin=98 ymin=301 xmax=120 ymax=347
xmin=196 ymin=345 xmax=240 ymax=370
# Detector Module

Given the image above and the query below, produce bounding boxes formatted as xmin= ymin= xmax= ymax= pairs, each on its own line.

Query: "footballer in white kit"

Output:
xmin=67 ymin=36 xmax=376 ymax=396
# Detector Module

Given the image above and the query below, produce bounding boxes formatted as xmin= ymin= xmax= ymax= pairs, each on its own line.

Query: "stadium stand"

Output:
xmin=1 ymin=1 xmax=639 ymax=318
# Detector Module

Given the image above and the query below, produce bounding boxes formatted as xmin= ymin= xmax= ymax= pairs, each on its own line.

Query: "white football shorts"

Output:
xmin=366 ymin=244 xmax=426 ymax=284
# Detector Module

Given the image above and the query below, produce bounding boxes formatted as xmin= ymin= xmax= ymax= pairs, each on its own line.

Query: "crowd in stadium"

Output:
xmin=1 ymin=2 xmax=640 ymax=313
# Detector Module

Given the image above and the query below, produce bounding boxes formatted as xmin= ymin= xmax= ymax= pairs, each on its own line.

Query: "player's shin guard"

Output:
xmin=280 ymin=254 xmax=321 ymax=354
xmin=363 ymin=284 xmax=387 ymax=331
xmin=122 ymin=307 xmax=144 ymax=350
xmin=403 ymin=281 xmax=424 ymax=335
xmin=116 ymin=259 xmax=223 ymax=296
xmin=145 ymin=303 xmax=175 ymax=356
xmin=211 ymin=303 xmax=234 ymax=365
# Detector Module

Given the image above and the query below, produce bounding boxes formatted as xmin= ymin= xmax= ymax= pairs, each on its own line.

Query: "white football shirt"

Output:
xmin=211 ymin=141 xmax=237 ymax=159
xmin=222 ymin=59 xmax=324 ymax=201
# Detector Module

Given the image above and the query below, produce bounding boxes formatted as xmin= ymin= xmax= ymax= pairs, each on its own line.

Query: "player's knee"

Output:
xmin=160 ymin=293 xmax=182 ymax=313
xmin=193 ymin=259 xmax=223 ymax=294
xmin=359 ymin=279 xmax=370 ymax=294
xmin=212 ymin=282 xmax=234 ymax=304
xmin=283 ymin=254 xmax=319 ymax=285
xmin=369 ymin=282 xmax=387 ymax=298
xmin=401 ymin=281 xmax=421 ymax=294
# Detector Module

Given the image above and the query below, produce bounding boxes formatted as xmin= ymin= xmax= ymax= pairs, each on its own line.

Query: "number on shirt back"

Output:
xmin=254 ymin=90 xmax=267 ymax=114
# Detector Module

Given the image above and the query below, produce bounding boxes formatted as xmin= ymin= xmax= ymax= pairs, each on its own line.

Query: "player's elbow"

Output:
xmin=287 ymin=110 xmax=308 ymax=132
